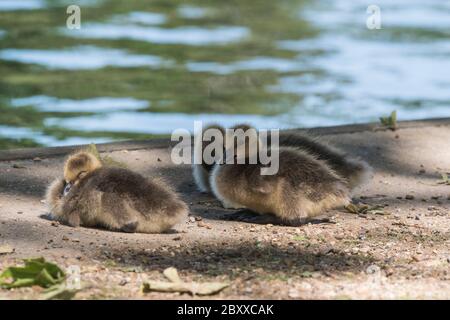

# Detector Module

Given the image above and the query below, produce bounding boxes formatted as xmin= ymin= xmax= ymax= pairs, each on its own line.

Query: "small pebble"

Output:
xmin=119 ymin=279 xmax=128 ymax=286
xmin=385 ymin=268 xmax=394 ymax=276
xmin=366 ymin=264 xmax=381 ymax=275
xmin=405 ymin=195 xmax=415 ymax=200
xmin=197 ymin=221 xmax=212 ymax=229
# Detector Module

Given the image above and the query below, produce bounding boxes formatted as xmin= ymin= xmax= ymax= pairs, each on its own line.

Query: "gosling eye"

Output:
xmin=63 ymin=182 xmax=73 ymax=196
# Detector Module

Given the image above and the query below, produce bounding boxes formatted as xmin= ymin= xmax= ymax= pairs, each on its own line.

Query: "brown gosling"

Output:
xmin=231 ymin=123 xmax=373 ymax=190
xmin=276 ymin=131 xmax=372 ymax=190
xmin=46 ymin=151 xmax=188 ymax=233
xmin=209 ymin=130 xmax=351 ymax=224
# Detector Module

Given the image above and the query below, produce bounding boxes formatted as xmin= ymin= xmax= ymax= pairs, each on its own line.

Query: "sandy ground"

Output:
xmin=0 ymin=122 xmax=449 ymax=299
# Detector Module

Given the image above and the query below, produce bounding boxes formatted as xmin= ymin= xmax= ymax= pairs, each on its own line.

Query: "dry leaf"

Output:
xmin=163 ymin=267 xmax=182 ymax=283
xmin=0 ymin=245 xmax=14 ymax=255
xmin=142 ymin=267 xmax=229 ymax=296
xmin=142 ymin=281 xmax=229 ymax=296
xmin=40 ymin=284 xmax=79 ymax=300
xmin=345 ymin=203 xmax=386 ymax=215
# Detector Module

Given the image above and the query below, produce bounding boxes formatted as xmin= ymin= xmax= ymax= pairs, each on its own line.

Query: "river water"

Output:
xmin=0 ymin=0 xmax=448 ymax=148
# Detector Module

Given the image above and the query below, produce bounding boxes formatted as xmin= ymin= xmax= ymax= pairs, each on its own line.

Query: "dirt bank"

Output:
xmin=0 ymin=119 xmax=449 ymax=299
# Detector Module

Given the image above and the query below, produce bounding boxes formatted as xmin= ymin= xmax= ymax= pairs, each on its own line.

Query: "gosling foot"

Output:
xmin=121 ymin=221 xmax=138 ymax=233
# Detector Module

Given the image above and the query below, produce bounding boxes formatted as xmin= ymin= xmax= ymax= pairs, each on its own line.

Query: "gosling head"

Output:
xmin=197 ymin=123 xmax=226 ymax=171
xmin=225 ymin=124 xmax=261 ymax=163
xmin=63 ymin=151 xmax=102 ymax=194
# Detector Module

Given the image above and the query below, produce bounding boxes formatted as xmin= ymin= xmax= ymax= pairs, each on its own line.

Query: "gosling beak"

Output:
xmin=63 ymin=182 xmax=73 ymax=196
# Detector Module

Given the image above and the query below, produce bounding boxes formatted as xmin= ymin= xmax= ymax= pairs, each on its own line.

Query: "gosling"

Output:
xmin=209 ymin=130 xmax=351 ymax=224
xmin=276 ymin=130 xmax=372 ymax=190
xmin=46 ymin=151 xmax=188 ymax=233
xmin=192 ymin=123 xmax=226 ymax=192
xmin=192 ymin=123 xmax=372 ymax=193
xmin=231 ymin=123 xmax=372 ymax=190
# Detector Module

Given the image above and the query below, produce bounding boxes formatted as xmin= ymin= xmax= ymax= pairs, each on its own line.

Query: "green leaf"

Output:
xmin=84 ymin=144 xmax=127 ymax=168
xmin=293 ymin=235 xmax=306 ymax=242
xmin=41 ymin=284 xmax=79 ymax=300
xmin=0 ymin=258 xmax=65 ymax=289
xmin=379 ymin=110 xmax=397 ymax=130
xmin=300 ymin=271 xmax=314 ymax=278
xmin=437 ymin=173 xmax=450 ymax=185
xmin=85 ymin=143 xmax=101 ymax=161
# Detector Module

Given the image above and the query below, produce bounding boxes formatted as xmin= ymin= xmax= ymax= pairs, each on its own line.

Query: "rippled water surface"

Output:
xmin=0 ymin=0 xmax=449 ymax=148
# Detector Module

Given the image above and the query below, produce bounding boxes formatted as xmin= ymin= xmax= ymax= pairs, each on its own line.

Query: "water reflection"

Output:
xmin=0 ymin=46 xmax=170 ymax=69
xmin=0 ymin=0 xmax=448 ymax=149
xmin=0 ymin=0 xmax=45 ymax=11
xmin=62 ymin=23 xmax=250 ymax=46
xmin=0 ymin=125 xmax=110 ymax=147
xmin=11 ymin=96 xmax=150 ymax=112
xmin=45 ymin=112 xmax=289 ymax=135
xmin=111 ymin=12 xmax=167 ymax=25
xmin=186 ymin=57 xmax=305 ymax=74
xmin=177 ymin=6 xmax=208 ymax=19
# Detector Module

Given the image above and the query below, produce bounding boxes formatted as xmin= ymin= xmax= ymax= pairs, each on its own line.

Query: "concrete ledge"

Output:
xmin=1 ymin=117 xmax=449 ymax=161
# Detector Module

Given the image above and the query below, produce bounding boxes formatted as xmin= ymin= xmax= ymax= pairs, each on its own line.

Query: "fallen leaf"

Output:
xmin=437 ymin=173 xmax=450 ymax=185
xmin=163 ymin=267 xmax=182 ymax=283
xmin=41 ymin=284 xmax=79 ymax=300
xmin=293 ymin=235 xmax=306 ymax=242
xmin=344 ymin=203 xmax=364 ymax=214
xmin=379 ymin=110 xmax=397 ymax=130
xmin=142 ymin=267 xmax=229 ymax=296
xmin=344 ymin=203 xmax=386 ymax=215
xmin=142 ymin=281 xmax=229 ymax=296
xmin=85 ymin=144 xmax=127 ymax=168
xmin=300 ymin=271 xmax=314 ymax=278
xmin=0 ymin=257 xmax=65 ymax=289
xmin=85 ymin=143 xmax=101 ymax=160
xmin=0 ymin=245 xmax=14 ymax=255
